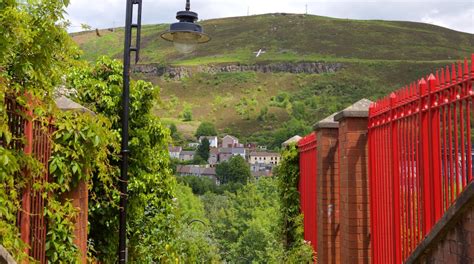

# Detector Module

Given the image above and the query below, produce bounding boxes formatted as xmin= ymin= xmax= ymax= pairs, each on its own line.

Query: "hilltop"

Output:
xmin=72 ymin=14 xmax=473 ymax=147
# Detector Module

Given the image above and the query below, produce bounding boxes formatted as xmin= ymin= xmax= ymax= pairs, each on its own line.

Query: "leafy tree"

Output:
xmin=196 ymin=138 xmax=210 ymax=162
xmin=176 ymin=175 xmax=220 ymax=195
xmin=0 ymin=0 xmax=85 ymax=261
xmin=169 ymin=123 xmax=182 ymax=143
xmin=204 ymin=178 xmax=284 ymax=263
xmin=194 ymin=121 xmax=217 ymax=139
xmin=181 ymin=104 xmax=193 ymax=121
xmin=173 ymin=183 xmax=221 ymax=262
xmin=67 ymin=57 xmax=177 ymax=262
xmin=216 ymin=155 xmax=251 ymax=185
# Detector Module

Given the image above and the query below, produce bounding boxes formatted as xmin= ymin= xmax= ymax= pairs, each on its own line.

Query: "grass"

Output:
xmin=72 ymin=13 xmax=473 ymax=139
xmin=73 ymin=13 xmax=473 ymax=65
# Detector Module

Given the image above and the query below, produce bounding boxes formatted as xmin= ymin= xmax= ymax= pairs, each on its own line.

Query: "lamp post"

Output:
xmin=119 ymin=1 xmax=210 ymax=263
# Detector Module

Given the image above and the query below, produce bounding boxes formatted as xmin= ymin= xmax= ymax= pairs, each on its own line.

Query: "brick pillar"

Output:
xmin=314 ymin=113 xmax=340 ymax=264
xmin=334 ymin=99 xmax=372 ymax=264
xmin=62 ymin=180 xmax=88 ymax=263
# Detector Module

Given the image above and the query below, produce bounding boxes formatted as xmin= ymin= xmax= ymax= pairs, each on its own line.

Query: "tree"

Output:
xmin=216 ymin=155 xmax=251 ymax=185
xmin=196 ymin=138 xmax=210 ymax=162
xmin=181 ymin=105 xmax=193 ymax=121
xmin=68 ymin=57 xmax=177 ymax=262
xmin=194 ymin=122 xmax=217 ymax=139
xmin=0 ymin=0 xmax=83 ymax=260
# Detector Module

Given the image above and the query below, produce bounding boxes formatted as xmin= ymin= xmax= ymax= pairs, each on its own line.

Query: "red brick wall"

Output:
xmin=317 ymin=128 xmax=341 ymax=264
xmin=338 ymin=117 xmax=371 ymax=264
xmin=62 ymin=180 xmax=88 ymax=263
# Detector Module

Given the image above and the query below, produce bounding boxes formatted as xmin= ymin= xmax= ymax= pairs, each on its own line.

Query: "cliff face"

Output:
xmin=132 ymin=62 xmax=343 ymax=80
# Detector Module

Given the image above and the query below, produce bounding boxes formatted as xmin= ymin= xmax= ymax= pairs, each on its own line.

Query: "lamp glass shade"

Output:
xmin=172 ymin=31 xmax=200 ymax=54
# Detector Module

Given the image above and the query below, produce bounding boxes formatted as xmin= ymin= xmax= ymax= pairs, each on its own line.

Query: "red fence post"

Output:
xmin=428 ymin=74 xmax=443 ymax=222
xmin=420 ymin=78 xmax=435 ymax=233
xmin=20 ymin=105 xmax=33 ymax=256
xmin=390 ymin=93 xmax=402 ymax=264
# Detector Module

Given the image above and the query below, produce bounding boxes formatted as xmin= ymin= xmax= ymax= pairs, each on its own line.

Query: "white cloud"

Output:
xmin=66 ymin=0 xmax=474 ymax=33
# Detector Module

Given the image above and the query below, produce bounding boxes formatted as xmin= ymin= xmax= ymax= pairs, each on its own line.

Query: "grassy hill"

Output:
xmin=72 ymin=13 xmax=473 ymax=147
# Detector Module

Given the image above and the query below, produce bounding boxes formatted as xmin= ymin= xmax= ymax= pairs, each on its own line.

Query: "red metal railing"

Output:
xmin=368 ymin=55 xmax=474 ymax=263
xmin=298 ymin=133 xmax=318 ymax=254
xmin=4 ymin=97 xmax=51 ymax=263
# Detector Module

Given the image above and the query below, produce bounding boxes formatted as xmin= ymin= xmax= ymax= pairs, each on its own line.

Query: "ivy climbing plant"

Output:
xmin=67 ymin=57 xmax=178 ymax=262
xmin=275 ymin=145 xmax=314 ymax=262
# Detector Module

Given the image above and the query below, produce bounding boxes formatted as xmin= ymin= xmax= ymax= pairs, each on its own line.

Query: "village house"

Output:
xmin=221 ymin=135 xmax=242 ymax=148
xmin=249 ymin=151 xmax=281 ymax=165
xmin=208 ymin=147 xmax=219 ymax=166
xmin=168 ymin=146 xmax=182 ymax=159
xmin=199 ymin=136 xmax=218 ymax=148
xmin=218 ymin=147 xmax=246 ymax=162
xmin=176 ymin=165 xmax=218 ymax=184
xmin=179 ymin=150 xmax=195 ymax=161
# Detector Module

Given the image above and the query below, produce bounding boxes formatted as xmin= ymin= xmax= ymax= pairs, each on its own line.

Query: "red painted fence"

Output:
xmin=368 ymin=56 xmax=474 ymax=263
xmin=298 ymin=132 xmax=318 ymax=254
xmin=5 ymin=97 xmax=51 ymax=263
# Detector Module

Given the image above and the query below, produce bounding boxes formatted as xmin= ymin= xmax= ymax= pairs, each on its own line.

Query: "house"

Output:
xmin=249 ymin=152 xmax=281 ymax=165
xmin=179 ymin=150 xmax=195 ymax=161
xmin=208 ymin=147 xmax=219 ymax=165
xmin=218 ymin=147 xmax=246 ymax=162
xmin=168 ymin=146 xmax=182 ymax=159
xmin=282 ymin=135 xmax=302 ymax=148
xmin=176 ymin=165 xmax=218 ymax=184
xmin=199 ymin=136 xmax=218 ymax=148
xmin=222 ymin=135 xmax=240 ymax=148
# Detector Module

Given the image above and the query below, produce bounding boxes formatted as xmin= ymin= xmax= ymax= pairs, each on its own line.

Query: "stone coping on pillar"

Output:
xmin=313 ymin=112 xmax=339 ymax=130
xmin=334 ymin=98 xmax=372 ymax=122
xmin=55 ymin=96 xmax=95 ymax=115
xmin=405 ymin=181 xmax=474 ymax=264
xmin=0 ymin=245 xmax=16 ymax=264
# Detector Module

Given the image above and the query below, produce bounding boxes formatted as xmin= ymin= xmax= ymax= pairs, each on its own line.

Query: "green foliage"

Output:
xmin=0 ymin=0 xmax=84 ymax=261
xmin=216 ymin=155 xmax=251 ymax=186
xmin=44 ymin=199 xmax=79 ymax=263
xmin=205 ymin=178 xmax=284 ymax=263
xmin=194 ymin=121 xmax=217 ymax=139
xmin=181 ymin=104 xmax=193 ymax=121
xmin=275 ymin=145 xmax=314 ymax=262
xmin=169 ymin=123 xmax=184 ymax=144
xmin=275 ymin=145 xmax=301 ymax=248
xmin=196 ymin=138 xmax=210 ymax=162
xmin=235 ymin=96 xmax=257 ymax=120
xmin=176 ymin=175 xmax=220 ymax=195
xmin=67 ymin=57 xmax=177 ymax=262
xmin=173 ymin=183 xmax=221 ymax=263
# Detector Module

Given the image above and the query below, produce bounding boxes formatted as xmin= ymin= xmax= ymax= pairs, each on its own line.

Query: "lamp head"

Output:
xmin=160 ymin=0 xmax=210 ymax=54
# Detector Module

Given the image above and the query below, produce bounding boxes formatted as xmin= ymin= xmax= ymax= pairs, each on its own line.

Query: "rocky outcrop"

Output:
xmin=132 ymin=62 xmax=343 ymax=80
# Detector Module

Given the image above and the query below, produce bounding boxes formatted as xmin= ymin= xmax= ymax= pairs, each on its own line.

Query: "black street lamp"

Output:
xmin=119 ymin=0 xmax=209 ymax=263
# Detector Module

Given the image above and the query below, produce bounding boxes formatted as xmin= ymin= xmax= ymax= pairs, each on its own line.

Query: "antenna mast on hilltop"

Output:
xmin=247 ymin=6 xmax=250 ymax=16
xmin=305 ymin=4 xmax=308 ymax=14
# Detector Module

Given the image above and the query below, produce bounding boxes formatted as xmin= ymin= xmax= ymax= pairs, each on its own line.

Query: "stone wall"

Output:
xmin=132 ymin=62 xmax=343 ymax=80
xmin=406 ymin=182 xmax=474 ymax=264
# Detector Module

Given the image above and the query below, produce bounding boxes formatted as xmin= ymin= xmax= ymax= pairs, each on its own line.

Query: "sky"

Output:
xmin=66 ymin=0 xmax=474 ymax=34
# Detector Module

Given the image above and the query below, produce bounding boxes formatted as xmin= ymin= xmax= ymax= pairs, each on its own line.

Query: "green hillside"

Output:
xmin=73 ymin=13 xmax=474 ymax=147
